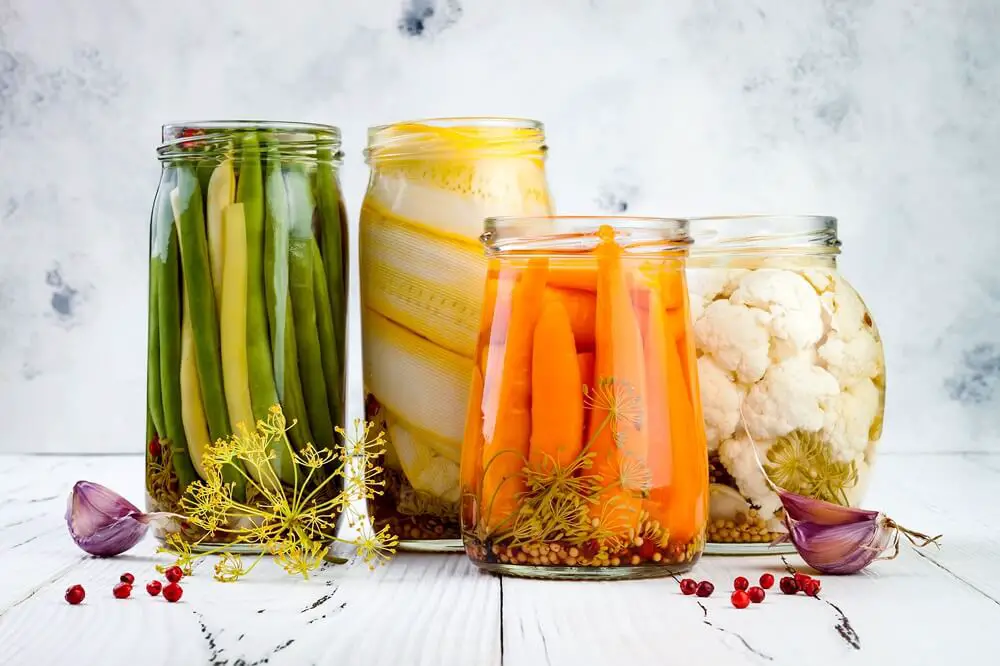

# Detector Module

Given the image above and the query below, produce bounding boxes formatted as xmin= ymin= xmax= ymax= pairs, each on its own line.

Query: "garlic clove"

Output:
xmin=778 ymin=489 xmax=878 ymax=526
xmin=66 ymin=481 xmax=152 ymax=557
xmin=787 ymin=515 xmax=889 ymax=575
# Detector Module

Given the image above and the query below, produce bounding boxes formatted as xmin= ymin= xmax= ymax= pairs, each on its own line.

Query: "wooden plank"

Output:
xmin=500 ymin=453 xmax=1000 ymax=665
xmin=0 ymin=454 xmax=501 ymax=666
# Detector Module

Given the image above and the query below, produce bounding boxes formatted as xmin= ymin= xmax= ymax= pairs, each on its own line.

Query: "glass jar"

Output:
xmin=685 ymin=215 xmax=886 ymax=555
xmin=144 ymin=121 xmax=349 ymax=547
xmin=359 ymin=118 xmax=553 ymax=552
xmin=461 ymin=216 xmax=708 ymax=580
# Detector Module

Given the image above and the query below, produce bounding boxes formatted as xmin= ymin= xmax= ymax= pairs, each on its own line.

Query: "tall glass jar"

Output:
xmin=360 ymin=118 xmax=553 ymax=551
xmin=145 ymin=121 xmax=348 ymax=547
xmin=462 ymin=216 xmax=708 ymax=580
xmin=685 ymin=215 xmax=885 ymax=555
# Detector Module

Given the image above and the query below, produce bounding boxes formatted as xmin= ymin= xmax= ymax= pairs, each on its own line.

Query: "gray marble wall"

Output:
xmin=0 ymin=0 xmax=997 ymax=453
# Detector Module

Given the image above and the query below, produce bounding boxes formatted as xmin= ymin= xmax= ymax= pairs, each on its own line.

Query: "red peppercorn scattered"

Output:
xmin=146 ymin=581 xmax=162 ymax=596
xmin=748 ymin=586 xmax=766 ymax=603
xmin=120 ymin=573 xmax=135 ymax=585
xmin=731 ymin=590 xmax=750 ymax=609
xmin=794 ymin=572 xmax=812 ymax=588
xmin=148 ymin=436 xmax=161 ymax=458
xmin=113 ymin=582 xmax=132 ymax=599
xmin=164 ymin=566 xmax=184 ymax=583
xmin=695 ymin=581 xmax=715 ymax=598
xmin=64 ymin=584 xmax=85 ymax=605
xmin=802 ymin=579 xmax=821 ymax=597
xmin=163 ymin=582 xmax=183 ymax=603
xmin=733 ymin=576 xmax=749 ymax=591
xmin=779 ymin=576 xmax=799 ymax=595
xmin=679 ymin=578 xmax=698 ymax=595
xmin=759 ymin=573 xmax=775 ymax=589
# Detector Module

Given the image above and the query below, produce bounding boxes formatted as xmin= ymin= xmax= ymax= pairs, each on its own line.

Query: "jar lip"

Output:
xmin=158 ymin=120 xmax=342 ymax=155
xmin=685 ymin=213 xmax=841 ymax=254
xmin=367 ymin=116 xmax=543 ymax=135
xmin=483 ymin=215 xmax=692 ymax=255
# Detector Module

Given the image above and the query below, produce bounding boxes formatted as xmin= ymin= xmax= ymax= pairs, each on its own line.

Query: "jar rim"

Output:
xmin=367 ymin=116 xmax=543 ymax=135
xmin=482 ymin=215 xmax=691 ymax=256
xmin=686 ymin=213 xmax=841 ymax=255
xmin=158 ymin=120 xmax=342 ymax=157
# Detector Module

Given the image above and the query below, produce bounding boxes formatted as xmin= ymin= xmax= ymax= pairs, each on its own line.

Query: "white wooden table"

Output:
xmin=0 ymin=452 xmax=992 ymax=665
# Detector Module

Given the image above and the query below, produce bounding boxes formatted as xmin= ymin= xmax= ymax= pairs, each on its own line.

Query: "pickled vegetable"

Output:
xmin=462 ymin=226 xmax=707 ymax=574
xmin=359 ymin=119 xmax=552 ymax=547
xmin=144 ymin=124 xmax=348 ymax=545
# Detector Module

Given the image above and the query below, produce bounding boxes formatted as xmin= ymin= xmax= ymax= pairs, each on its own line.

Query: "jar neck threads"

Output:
xmin=686 ymin=215 xmax=841 ymax=258
xmin=157 ymin=121 xmax=343 ymax=163
xmin=482 ymin=216 xmax=692 ymax=257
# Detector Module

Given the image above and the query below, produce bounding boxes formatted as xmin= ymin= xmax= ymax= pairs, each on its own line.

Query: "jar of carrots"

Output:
xmin=460 ymin=216 xmax=708 ymax=579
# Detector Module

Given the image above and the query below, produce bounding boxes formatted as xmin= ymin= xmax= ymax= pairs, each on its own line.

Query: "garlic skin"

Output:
xmin=785 ymin=508 xmax=893 ymax=575
xmin=66 ymin=481 xmax=153 ymax=557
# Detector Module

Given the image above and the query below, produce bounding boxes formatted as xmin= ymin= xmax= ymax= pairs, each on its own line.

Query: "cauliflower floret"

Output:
xmin=689 ymin=293 xmax=705 ymax=322
xmin=821 ymin=275 xmax=868 ymax=339
xmin=742 ymin=356 xmax=840 ymax=440
xmin=687 ymin=269 xmax=748 ymax=303
xmin=730 ymin=269 xmax=824 ymax=352
xmin=801 ymin=268 xmax=836 ymax=295
xmin=817 ymin=331 xmax=881 ymax=384
xmin=822 ymin=377 xmax=881 ymax=462
xmin=697 ymin=356 xmax=746 ymax=451
xmin=694 ymin=300 xmax=772 ymax=384
xmin=718 ymin=436 xmax=782 ymax=520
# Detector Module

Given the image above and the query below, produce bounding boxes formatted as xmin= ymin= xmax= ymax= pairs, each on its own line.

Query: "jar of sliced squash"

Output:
xmin=461 ymin=217 xmax=708 ymax=580
xmin=359 ymin=118 xmax=553 ymax=551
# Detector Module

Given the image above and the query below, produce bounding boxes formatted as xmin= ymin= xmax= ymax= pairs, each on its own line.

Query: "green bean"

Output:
xmin=311 ymin=241 xmax=344 ymax=433
xmin=237 ymin=133 xmax=281 ymax=422
xmin=314 ymin=149 xmax=347 ymax=357
xmin=285 ymin=164 xmax=334 ymax=449
xmin=156 ymin=222 xmax=199 ymax=490
xmin=264 ymin=150 xmax=315 ymax=455
xmin=170 ymin=166 xmax=246 ymax=499
xmin=146 ymin=258 xmax=165 ymax=439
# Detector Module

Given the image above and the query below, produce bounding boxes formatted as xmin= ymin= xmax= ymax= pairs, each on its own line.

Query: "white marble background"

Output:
xmin=0 ymin=0 xmax=996 ymax=454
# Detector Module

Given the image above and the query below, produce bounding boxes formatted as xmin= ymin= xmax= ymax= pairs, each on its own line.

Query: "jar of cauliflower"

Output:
xmin=686 ymin=215 xmax=885 ymax=555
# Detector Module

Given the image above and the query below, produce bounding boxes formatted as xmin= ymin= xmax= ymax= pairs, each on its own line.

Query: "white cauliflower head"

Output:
xmin=730 ymin=269 xmax=824 ymax=353
xmin=742 ymin=356 xmax=840 ymax=440
xmin=697 ymin=356 xmax=746 ymax=451
xmin=694 ymin=300 xmax=772 ymax=384
xmin=687 ymin=268 xmax=748 ymax=303
xmin=821 ymin=274 xmax=869 ymax=339
xmin=718 ymin=435 xmax=782 ymax=519
xmin=817 ymin=332 xmax=882 ymax=385
xmin=822 ymin=377 xmax=881 ymax=462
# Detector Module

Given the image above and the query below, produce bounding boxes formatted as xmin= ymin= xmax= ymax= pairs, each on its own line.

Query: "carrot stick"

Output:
xmin=461 ymin=365 xmax=485 ymax=527
xmin=546 ymin=267 xmax=597 ymax=292
xmin=587 ymin=230 xmax=648 ymax=536
xmin=544 ymin=287 xmax=595 ymax=349
xmin=659 ymin=264 xmax=686 ymax=309
xmin=481 ymin=259 xmax=549 ymax=533
xmin=528 ymin=298 xmax=583 ymax=474
xmin=577 ymin=351 xmax=595 ymax=445
xmin=661 ymin=325 xmax=708 ymax=543
xmin=640 ymin=288 xmax=672 ymax=523
xmin=577 ymin=352 xmax=595 ymax=390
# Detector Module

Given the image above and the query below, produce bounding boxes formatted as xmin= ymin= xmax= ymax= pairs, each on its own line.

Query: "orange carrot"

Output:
xmin=544 ymin=287 xmax=596 ymax=349
xmin=586 ymin=229 xmax=649 ymax=536
xmin=460 ymin=365 xmax=485 ymax=527
xmin=640 ymin=288 xmax=672 ymax=518
xmin=577 ymin=351 xmax=595 ymax=390
xmin=577 ymin=351 xmax=595 ymax=447
xmin=546 ymin=267 xmax=597 ymax=292
xmin=659 ymin=264 xmax=686 ymax=309
xmin=664 ymin=328 xmax=708 ymax=543
xmin=481 ymin=273 xmax=517 ymax=440
xmin=481 ymin=259 xmax=549 ymax=533
xmin=528 ymin=298 xmax=583 ymax=474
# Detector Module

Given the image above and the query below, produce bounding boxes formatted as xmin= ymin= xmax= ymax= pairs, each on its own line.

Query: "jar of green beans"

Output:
xmin=144 ymin=121 xmax=348 ymax=548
